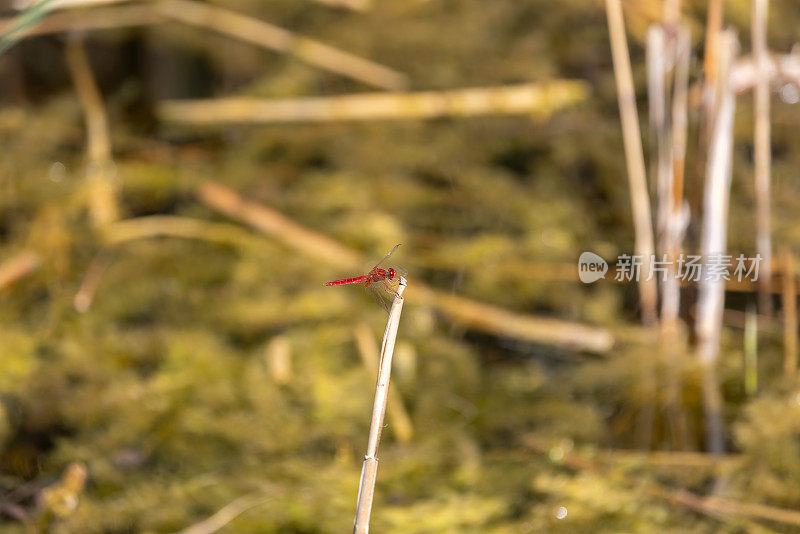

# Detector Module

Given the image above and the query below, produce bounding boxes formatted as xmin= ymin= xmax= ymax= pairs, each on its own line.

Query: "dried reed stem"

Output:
xmin=12 ymin=0 xmax=131 ymax=10
xmin=353 ymin=277 xmax=406 ymax=534
xmin=781 ymin=249 xmax=798 ymax=379
xmin=695 ymin=31 xmax=737 ymax=364
xmin=524 ymin=435 xmax=800 ymax=528
xmin=702 ymin=0 xmax=724 ymax=121
xmin=648 ymin=23 xmax=691 ymax=450
xmin=695 ymin=31 xmax=737 ymax=455
xmin=601 ymin=448 xmax=744 ymax=469
xmin=309 ymin=0 xmax=371 ymax=10
xmin=266 ymin=336 xmax=292 ymax=385
xmin=731 ymin=53 xmax=800 ymax=93
xmin=73 ymin=251 xmax=113 ymax=313
xmin=0 ymin=251 xmax=40 ymax=290
xmin=664 ymin=26 xmax=690 ymax=324
xmin=604 ymin=0 xmax=658 ymax=327
xmin=65 ymin=37 xmax=118 ymax=227
xmin=753 ymin=0 xmax=772 ymax=316
xmin=663 ymin=0 xmax=681 ymax=28
xmin=156 ymin=0 xmax=407 ymax=90
xmin=102 ymin=215 xmax=263 ymax=249
xmin=744 ymin=304 xmax=758 ymax=394
xmin=631 ymin=23 xmax=667 ymax=448
xmin=158 ymin=80 xmax=589 ymax=124
xmin=177 ymin=492 xmax=270 ymax=534
xmin=0 ymin=4 xmax=159 ymax=38
xmin=354 ymin=324 xmax=413 ymax=443
xmin=197 ymin=182 xmax=614 ymax=352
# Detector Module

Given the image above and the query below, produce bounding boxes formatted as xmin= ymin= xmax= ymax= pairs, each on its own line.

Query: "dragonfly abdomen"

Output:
xmin=324 ymin=275 xmax=369 ymax=286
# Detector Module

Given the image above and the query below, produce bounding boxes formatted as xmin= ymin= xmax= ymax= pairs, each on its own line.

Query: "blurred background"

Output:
xmin=2 ymin=0 xmax=800 ymax=532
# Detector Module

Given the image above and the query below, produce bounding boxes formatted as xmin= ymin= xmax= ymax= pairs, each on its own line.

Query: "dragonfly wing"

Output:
xmin=371 ymin=243 xmax=401 ymax=272
xmin=365 ymin=282 xmax=391 ymax=313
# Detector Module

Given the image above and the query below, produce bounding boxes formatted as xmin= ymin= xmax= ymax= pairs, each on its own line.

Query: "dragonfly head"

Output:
xmin=388 ymin=267 xmax=397 ymax=279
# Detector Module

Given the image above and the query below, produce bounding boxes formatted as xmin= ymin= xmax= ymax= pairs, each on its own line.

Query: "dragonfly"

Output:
xmin=324 ymin=244 xmax=407 ymax=312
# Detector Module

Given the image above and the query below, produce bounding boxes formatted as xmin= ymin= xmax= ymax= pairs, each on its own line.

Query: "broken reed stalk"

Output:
xmin=753 ymin=0 xmax=772 ymax=316
xmin=604 ymin=0 xmax=658 ymax=327
xmin=353 ymin=277 xmax=406 ymax=534
xmin=197 ymin=181 xmax=614 ymax=352
xmin=156 ymin=0 xmax=407 ymax=91
xmin=695 ymin=30 xmax=737 ymax=455
xmin=64 ymin=37 xmax=118 ymax=227
xmin=781 ymin=249 xmax=798 ymax=379
xmin=158 ymin=80 xmax=590 ymax=125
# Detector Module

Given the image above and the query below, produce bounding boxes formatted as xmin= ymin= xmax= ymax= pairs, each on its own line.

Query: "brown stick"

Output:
xmin=158 ymin=80 xmax=590 ymax=125
xmin=782 ymin=249 xmax=798 ymax=379
xmin=156 ymin=0 xmax=407 ymax=91
xmin=0 ymin=252 xmax=40 ymax=290
xmin=604 ymin=0 xmax=658 ymax=327
xmin=197 ymin=182 xmax=614 ymax=353
xmin=753 ymin=0 xmax=773 ymax=316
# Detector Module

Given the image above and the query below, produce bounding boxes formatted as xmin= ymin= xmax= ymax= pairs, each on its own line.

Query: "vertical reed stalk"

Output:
xmin=744 ymin=303 xmax=758 ymax=394
xmin=354 ymin=324 xmax=413 ymax=444
xmin=782 ymin=250 xmax=797 ymax=379
xmin=65 ymin=37 xmax=118 ymax=227
xmin=665 ymin=26 xmax=692 ymax=450
xmin=695 ymin=31 xmax=738 ymax=455
xmin=353 ymin=277 xmax=407 ymax=534
xmin=753 ymin=0 xmax=773 ymax=316
xmin=604 ymin=0 xmax=658 ymax=327
xmin=664 ymin=26 xmax=690 ymax=325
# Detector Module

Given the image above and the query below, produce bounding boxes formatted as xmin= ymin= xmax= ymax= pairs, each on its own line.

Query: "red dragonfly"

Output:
xmin=324 ymin=244 xmax=406 ymax=311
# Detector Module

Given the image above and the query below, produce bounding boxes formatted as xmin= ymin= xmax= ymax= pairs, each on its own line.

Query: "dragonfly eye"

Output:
xmin=388 ymin=268 xmax=396 ymax=279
